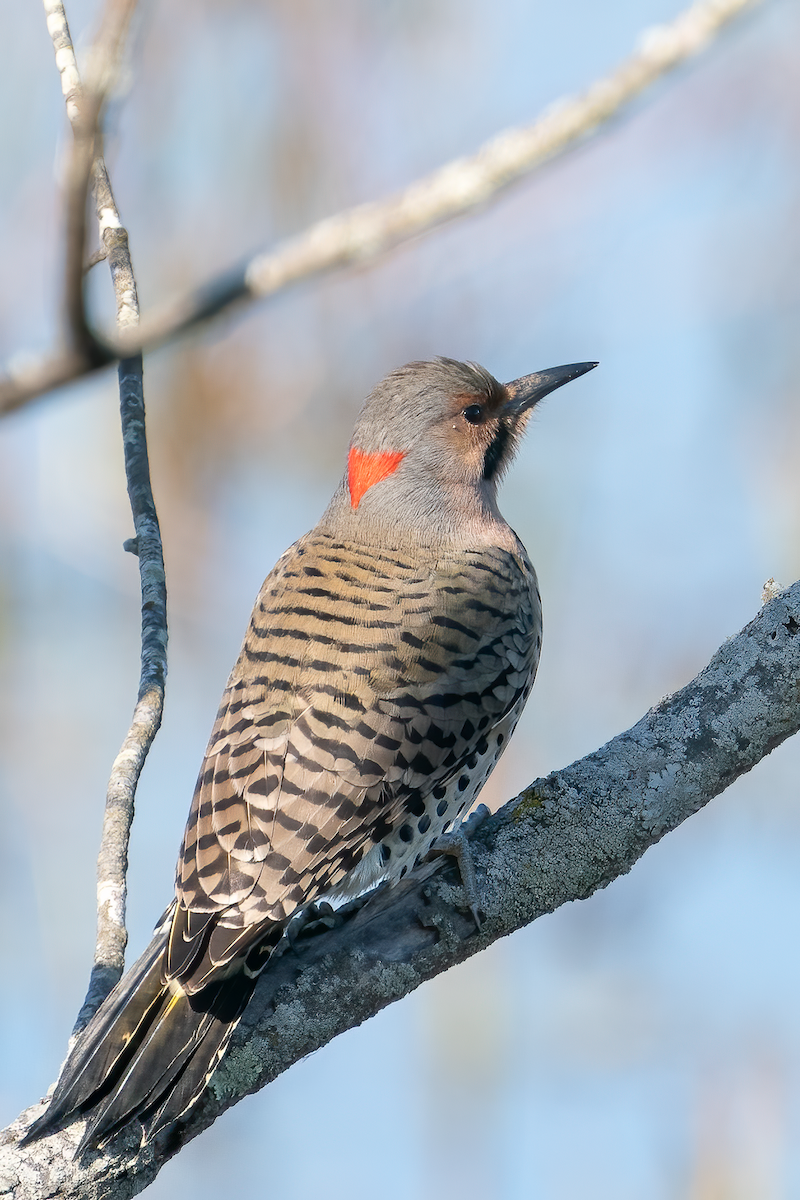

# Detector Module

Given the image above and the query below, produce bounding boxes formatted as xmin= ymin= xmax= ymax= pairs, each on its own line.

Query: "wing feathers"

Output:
xmin=177 ymin=535 xmax=538 ymax=940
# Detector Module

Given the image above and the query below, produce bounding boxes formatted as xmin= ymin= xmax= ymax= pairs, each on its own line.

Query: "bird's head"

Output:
xmin=322 ymin=357 xmax=597 ymax=545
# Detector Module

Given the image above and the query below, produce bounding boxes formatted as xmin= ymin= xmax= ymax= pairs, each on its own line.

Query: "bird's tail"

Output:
xmin=23 ymin=915 xmax=257 ymax=1151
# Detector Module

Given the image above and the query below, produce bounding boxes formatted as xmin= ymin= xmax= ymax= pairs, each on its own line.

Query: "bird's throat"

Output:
xmin=348 ymin=447 xmax=405 ymax=509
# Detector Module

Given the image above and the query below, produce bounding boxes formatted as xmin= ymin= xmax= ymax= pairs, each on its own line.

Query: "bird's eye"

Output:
xmin=462 ymin=405 xmax=483 ymax=425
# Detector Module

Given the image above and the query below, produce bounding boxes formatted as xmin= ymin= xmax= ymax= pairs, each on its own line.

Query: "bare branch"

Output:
xmin=43 ymin=0 xmax=136 ymax=368
xmin=40 ymin=0 xmax=168 ymax=1030
xmin=3 ymin=580 xmax=798 ymax=1199
xmin=235 ymin=0 xmax=763 ymax=306
xmin=1 ymin=0 xmax=763 ymax=413
xmin=57 ymin=32 xmax=104 ymax=364
xmin=74 ymin=349 xmax=167 ymax=1031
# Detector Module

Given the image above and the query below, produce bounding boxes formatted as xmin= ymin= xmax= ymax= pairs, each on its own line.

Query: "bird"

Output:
xmin=25 ymin=355 xmax=596 ymax=1152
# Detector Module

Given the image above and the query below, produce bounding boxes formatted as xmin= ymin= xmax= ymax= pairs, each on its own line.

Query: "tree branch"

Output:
xmin=39 ymin=0 xmax=169 ymax=1032
xmin=0 ymin=0 xmax=763 ymax=414
xmin=44 ymin=0 xmax=137 ymax=370
xmin=74 ymin=347 xmax=168 ymax=1032
xmin=3 ymin=580 xmax=798 ymax=1199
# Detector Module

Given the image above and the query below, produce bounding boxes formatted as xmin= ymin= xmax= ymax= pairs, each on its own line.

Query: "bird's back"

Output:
xmin=171 ymin=528 xmax=542 ymax=991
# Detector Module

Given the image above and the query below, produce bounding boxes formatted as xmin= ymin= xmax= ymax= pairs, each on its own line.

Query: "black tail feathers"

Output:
xmin=23 ymin=923 xmax=257 ymax=1151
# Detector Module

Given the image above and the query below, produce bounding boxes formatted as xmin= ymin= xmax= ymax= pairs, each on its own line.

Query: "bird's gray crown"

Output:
xmin=350 ymin=357 xmax=505 ymax=454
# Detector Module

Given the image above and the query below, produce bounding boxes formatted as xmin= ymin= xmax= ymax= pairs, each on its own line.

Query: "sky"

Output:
xmin=1 ymin=0 xmax=800 ymax=1197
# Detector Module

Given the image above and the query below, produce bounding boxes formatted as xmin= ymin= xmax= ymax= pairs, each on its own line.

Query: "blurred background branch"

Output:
xmin=0 ymin=0 xmax=762 ymax=414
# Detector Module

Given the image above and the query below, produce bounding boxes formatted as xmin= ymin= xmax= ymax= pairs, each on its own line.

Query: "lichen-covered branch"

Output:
xmin=40 ymin=0 xmax=168 ymax=1031
xmin=2 ymin=580 xmax=797 ymax=1200
xmin=0 ymin=0 xmax=763 ymax=413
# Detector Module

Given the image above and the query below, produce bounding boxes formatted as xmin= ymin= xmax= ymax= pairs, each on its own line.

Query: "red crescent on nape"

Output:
xmin=347 ymin=447 xmax=406 ymax=509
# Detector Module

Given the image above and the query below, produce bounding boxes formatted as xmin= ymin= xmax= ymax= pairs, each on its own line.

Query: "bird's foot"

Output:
xmin=459 ymin=803 xmax=491 ymax=838
xmin=426 ymin=804 xmax=490 ymax=931
xmin=283 ymin=900 xmax=344 ymax=952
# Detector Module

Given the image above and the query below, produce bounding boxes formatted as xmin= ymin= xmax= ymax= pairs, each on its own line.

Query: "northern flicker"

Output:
xmin=25 ymin=355 xmax=596 ymax=1151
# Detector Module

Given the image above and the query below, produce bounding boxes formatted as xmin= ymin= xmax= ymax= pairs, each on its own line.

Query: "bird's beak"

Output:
xmin=503 ymin=361 xmax=598 ymax=418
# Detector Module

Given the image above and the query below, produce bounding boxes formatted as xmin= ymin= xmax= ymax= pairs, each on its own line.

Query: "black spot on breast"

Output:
xmin=407 ymin=795 xmax=426 ymax=818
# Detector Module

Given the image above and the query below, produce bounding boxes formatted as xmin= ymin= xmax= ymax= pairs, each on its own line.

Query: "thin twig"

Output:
xmin=4 ymin=580 xmax=799 ymax=1198
xmin=75 ymin=432 xmax=167 ymax=1029
xmin=1 ymin=0 xmax=763 ymax=414
xmin=43 ymin=0 xmax=168 ymax=1030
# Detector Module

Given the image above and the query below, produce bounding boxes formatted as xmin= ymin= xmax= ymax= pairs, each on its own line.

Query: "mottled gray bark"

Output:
xmin=2 ymin=579 xmax=798 ymax=1200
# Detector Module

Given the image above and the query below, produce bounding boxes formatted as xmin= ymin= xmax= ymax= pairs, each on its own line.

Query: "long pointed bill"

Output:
xmin=503 ymin=361 xmax=598 ymax=417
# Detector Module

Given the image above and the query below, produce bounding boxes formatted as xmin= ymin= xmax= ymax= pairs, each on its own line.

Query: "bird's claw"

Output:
xmin=283 ymin=900 xmax=343 ymax=952
xmin=426 ymin=809 xmax=489 ymax=932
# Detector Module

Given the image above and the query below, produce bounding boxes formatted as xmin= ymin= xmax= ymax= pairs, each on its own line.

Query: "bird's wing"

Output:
xmin=170 ymin=534 xmax=539 ymax=988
